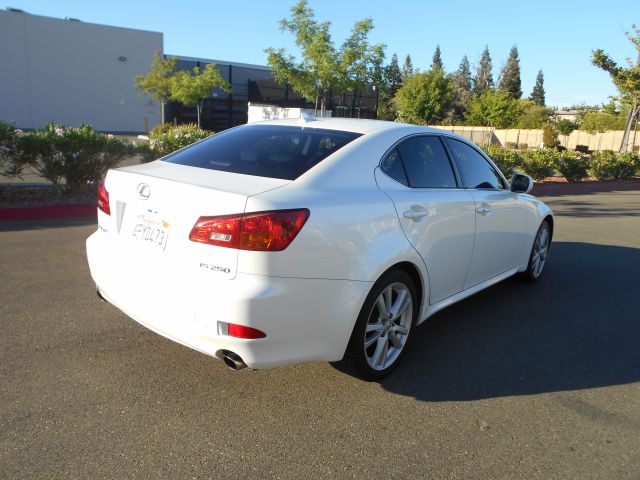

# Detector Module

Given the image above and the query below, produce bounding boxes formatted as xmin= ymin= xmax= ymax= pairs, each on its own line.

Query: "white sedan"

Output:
xmin=86 ymin=118 xmax=553 ymax=379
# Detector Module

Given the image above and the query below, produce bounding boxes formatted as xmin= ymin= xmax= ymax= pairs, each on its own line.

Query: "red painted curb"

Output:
xmin=0 ymin=204 xmax=97 ymax=221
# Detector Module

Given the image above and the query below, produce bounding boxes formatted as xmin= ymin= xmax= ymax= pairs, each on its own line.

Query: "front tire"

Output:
xmin=341 ymin=270 xmax=418 ymax=380
xmin=519 ymin=220 xmax=551 ymax=283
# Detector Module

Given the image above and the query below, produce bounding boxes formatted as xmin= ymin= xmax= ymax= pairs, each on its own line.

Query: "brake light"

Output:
xmin=189 ymin=209 xmax=309 ymax=251
xmin=97 ymin=180 xmax=110 ymax=215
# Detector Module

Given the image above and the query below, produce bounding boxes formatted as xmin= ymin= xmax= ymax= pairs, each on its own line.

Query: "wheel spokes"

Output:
xmin=364 ymin=282 xmax=413 ymax=371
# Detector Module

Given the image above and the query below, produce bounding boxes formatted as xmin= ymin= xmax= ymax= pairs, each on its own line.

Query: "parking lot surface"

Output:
xmin=1 ymin=191 xmax=639 ymax=479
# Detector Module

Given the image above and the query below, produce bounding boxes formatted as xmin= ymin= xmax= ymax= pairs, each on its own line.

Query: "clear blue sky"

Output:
xmin=7 ymin=0 xmax=639 ymax=107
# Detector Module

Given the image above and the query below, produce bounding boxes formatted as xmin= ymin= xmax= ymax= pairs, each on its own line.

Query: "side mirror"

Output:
xmin=510 ymin=173 xmax=533 ymax=194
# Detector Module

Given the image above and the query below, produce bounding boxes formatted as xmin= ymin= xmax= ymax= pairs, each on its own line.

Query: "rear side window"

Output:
xmin=163 ymin=125 xmax=362 ymax=180
xmin=446 ymin=138 xmax=506 ymax=189
xmin=381 ymin=149 xmax=408 ymax=186
xmin=396 ymin=136 xmax=457 ymax=188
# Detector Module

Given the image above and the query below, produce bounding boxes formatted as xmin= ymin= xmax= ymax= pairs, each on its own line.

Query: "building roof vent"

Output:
xmin=65 ymin=17 xmax=81 ymax=22
xmin=6 ymin=7 xmax=25 ymax=12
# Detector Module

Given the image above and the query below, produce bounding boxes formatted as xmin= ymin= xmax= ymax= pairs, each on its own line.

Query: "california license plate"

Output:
xmin=130 ymin=211 xmax=170 ymax=251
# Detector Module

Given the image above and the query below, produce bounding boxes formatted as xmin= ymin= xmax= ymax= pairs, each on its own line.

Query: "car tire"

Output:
xmin=519 ymin=220 xmax=551 ymax=283
xmin=340 ymin=270 xmax=418 ymax=380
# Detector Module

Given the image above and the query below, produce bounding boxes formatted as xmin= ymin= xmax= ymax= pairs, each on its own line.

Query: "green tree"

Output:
xmin=265 ymin=1 xmax=384 ymax=116
xmin=134 ymin=51 xmax=178 ymax=126
xmin=340 ymin=18 xmax=386 ymax=94
xmin=402 ymin=54 xmax=414 ymax=79
xmin=465 ymin=90 xmax=523 ymax=128
xmin=395 ymin=69 xmax=452 ymax=125
xmin=378 ymin=53 xmax=403 ymax=120
xmin=555 ymin=118 xmax=577 ymax=136
xmin=517 ymin=100 xmax=552 ymax=128
xmin=530 ymin=70 xmax=545 ymax=106
xmin=431 ymin=45 xmax=443 ymax=71
xmin=170 ymin=64 xmax=230 ymax=128
xmin=386 ymin=53 xmax=403 ymax=96
xmin=578 ymin=111 xmax=627 ymax=133
xmin=591 ymin=25 xmax=640 ymax=151
xmin=447 ymin=55 xmax=473 ymax=123
xmin=498 ymin=45 xmax=522 ymax=99
xmin=474 ymin=45 xmax=494 ymax=95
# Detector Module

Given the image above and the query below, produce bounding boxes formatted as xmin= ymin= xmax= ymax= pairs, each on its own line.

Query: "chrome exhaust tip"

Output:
xmin=222 ymin=350 xmax=247 ymax=370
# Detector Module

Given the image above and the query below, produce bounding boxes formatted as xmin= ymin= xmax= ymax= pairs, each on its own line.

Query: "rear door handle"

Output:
xmin=476 ymin=205 xmax=491 ymax=216
xmin=403 ymin=209 xmax=429 ymax=221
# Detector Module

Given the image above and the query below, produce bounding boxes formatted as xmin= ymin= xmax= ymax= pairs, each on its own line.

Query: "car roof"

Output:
xmin=250 ymin=117 xmax=450 ymax=136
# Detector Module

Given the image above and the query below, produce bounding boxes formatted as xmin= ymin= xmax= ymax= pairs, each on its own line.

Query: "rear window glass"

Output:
xmin=162 ymin=125 xmax=362 ymax=180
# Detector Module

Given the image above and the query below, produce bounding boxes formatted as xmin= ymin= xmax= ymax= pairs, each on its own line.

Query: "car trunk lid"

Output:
xmin=99 ymin=161 xmax=290 ymax=279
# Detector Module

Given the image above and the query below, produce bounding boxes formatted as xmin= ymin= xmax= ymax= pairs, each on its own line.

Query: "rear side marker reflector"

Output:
xmin=218 ymin=321 xmax=266 ymax=339
xmin=97 ymin=180 xmax=110 ymax=215
xmin=189 ymin=209 xmax=309 ymax=251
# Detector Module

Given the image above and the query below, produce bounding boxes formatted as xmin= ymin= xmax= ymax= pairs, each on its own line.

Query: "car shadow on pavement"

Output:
xmin=379 ymin=242 xmax=640 ymax=402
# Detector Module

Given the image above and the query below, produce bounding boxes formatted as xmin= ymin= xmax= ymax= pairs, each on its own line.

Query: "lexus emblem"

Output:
xmin=137 ymin=183 xmax=151 ymax=200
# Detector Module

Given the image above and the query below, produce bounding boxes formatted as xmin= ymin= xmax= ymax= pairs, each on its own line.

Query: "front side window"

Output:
xmin=163 ymin=125 xmax=362 ymax=180
xmin=396 ymin=136 xmax=457 ymax=188
xmin=445 ymin=138 xmax=506 ymax=189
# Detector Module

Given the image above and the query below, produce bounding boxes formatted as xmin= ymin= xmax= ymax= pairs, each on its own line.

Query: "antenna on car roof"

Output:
xmin=298 ymin=112 xmax=317 ymax=125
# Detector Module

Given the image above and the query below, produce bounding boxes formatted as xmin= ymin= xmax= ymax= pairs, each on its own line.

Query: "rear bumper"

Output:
xmin=86 ymin=230 xmax=371 ymax=369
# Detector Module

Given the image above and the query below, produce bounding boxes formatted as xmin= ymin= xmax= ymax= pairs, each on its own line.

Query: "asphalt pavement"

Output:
xmin=1 ymin=191 xmax=639 ymax=479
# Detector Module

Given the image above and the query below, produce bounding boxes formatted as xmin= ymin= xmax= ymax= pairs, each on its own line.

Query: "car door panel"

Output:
xmin=375 ymin=171 xmax=475 ymax=304
xmin=444 ymin=137 xmax=527 ymax=287
xmin=464 ymin=190 xmax=526 ymax=288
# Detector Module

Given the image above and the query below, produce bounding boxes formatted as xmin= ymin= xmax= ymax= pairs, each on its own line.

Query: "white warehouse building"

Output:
xmin=0 ymin=8 xmax=163 ymax=132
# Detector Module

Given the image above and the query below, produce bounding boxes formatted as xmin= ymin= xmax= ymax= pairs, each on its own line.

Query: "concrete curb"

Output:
xmin=0 ymin=204 xmax=96 ymax=221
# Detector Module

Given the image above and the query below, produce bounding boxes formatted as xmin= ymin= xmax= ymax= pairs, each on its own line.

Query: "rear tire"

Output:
xmin=340 ymin=270 xmax=418 ymax=380
xmin=519 ymin=220 xmax=551 ymax=283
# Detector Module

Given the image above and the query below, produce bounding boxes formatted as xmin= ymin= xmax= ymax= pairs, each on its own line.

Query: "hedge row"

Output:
xmin=2 ymin=121 xmax=639 ymax=188
xmin=0 ymin=122 xmax=144 ymax=192
xmin=0 ymin=122 xmax=211 ymax=191
xmin=483 ymin=145 xmax=640 ymax=182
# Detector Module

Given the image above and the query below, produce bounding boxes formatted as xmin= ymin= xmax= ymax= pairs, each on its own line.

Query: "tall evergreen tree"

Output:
xmin=530 ymin=70 xmax=545 ymax=105
xmin=448 ymin=55 xmax=473 ymax=122
xmin=474 ymin=45 xmax=493 ymax=94
xmin=386 ymin=53 xmax=403 ymax=95
xmin=431 ymin=45 xmax=443 ymax=71
xmin=378 ymin=53 xmax=403 ymax=120
xmin=498 ymin=45 xmax=523 ymax=99
xmin=402 ymin=54 xmax=414 ymax=79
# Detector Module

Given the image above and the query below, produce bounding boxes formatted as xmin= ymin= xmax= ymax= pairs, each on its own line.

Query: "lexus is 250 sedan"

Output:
xmin=86 ymin=118 xmax=553 ymax=379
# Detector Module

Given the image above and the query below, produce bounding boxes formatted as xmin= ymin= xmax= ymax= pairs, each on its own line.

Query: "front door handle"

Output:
xmin=476 ymin=205 xmax=491 ymax=216
xmin=403 ymin=209 xmax=429 ymax=221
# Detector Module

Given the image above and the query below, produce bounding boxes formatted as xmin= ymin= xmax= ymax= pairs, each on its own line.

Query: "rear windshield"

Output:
xmin=162 ymin=124 xmax=362 ymax=180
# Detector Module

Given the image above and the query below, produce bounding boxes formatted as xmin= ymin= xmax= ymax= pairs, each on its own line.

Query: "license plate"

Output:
xmin=130 ymin=211 xmax=170 ymax=251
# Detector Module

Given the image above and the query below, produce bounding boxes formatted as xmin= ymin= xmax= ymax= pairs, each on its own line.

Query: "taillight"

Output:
xmin=97 ymin=180 xmax=110 ymax=215
xmin=189 ymin=209 xmax=309 ymax=251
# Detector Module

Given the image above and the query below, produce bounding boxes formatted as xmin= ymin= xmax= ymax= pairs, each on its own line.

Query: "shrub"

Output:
xmin=518 ymin=143 xmax=528 ymax=150
xmin=555 ymin=119 xmax=577 ymax=136
xmin=146 ymin=124 xmax=212 ymax=158
xmin=542 ymin=124 xmax=559 ymax=148
xmin=589 ymin=151 xmax=616 ymax=180
xmin=505 ymin=141 xmax=518 ymax=149
xmin=19 ymin=124 xmax=132 ymax=192
xmin=608 ymin=152 xmax=639 ymax=180
xmin=0 ymin=121 xmax=23 ymax=176
xmin=150 ymin=123 xmax=173 ymax=136
xmin=554 ymin=150 xmax=590 ymax=182
xmin=522 ymin=148 xmax=557 ymax=181
xmin=483 ymin=145 xmax=522 ymax=178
